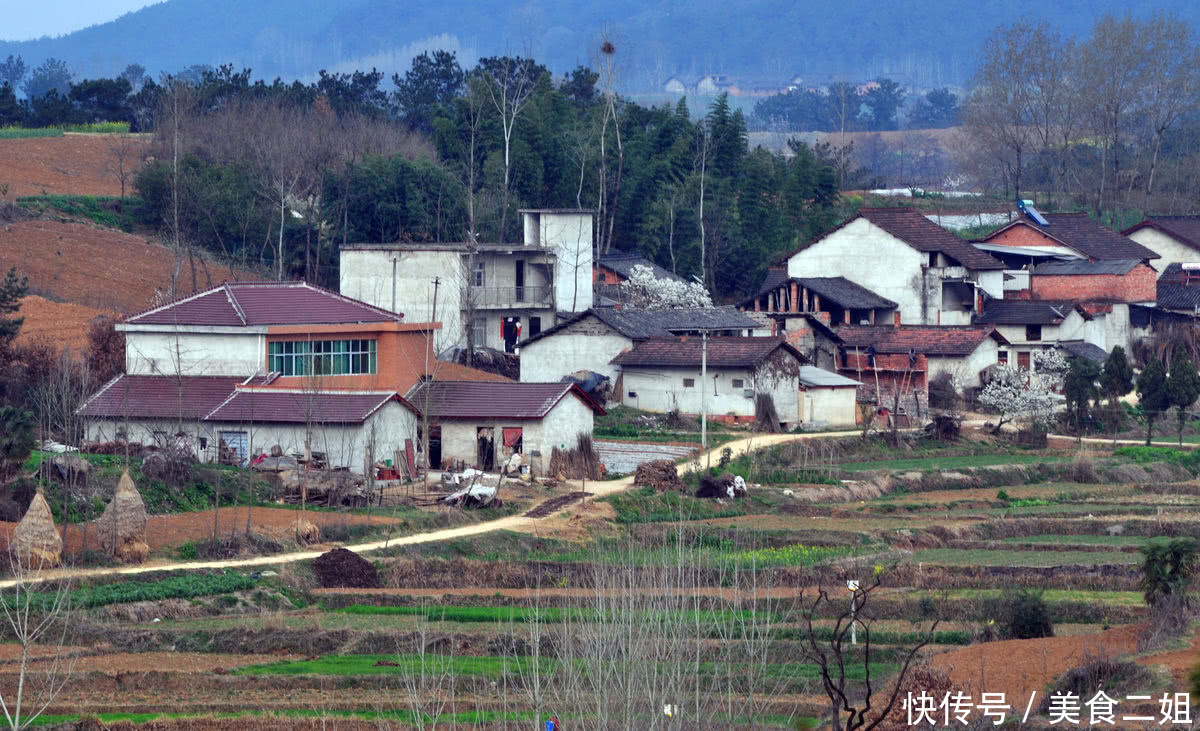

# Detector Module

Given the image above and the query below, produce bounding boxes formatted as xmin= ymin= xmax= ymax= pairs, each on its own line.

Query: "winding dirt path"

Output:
xmin=0 ymin=431 xmax=860 ymax=588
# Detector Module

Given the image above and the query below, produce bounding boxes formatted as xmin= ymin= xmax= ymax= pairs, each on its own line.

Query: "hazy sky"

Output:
xmin=5 ymin=1 xmax=158 ymax=42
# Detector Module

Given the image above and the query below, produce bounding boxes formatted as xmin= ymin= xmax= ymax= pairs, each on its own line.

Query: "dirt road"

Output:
xmin=0 ymin=430 xmax=861 ymax=588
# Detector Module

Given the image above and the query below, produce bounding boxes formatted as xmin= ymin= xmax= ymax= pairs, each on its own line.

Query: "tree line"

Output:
xmin=751 ymin=79 xmax=960 ymax=133
xmin=0 ymin=48 xmax=842 ymax=301
xmin=965 ymin=13 xmax=1200 ymax=215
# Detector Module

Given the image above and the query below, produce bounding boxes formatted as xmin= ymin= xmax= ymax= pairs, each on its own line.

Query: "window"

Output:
xmin=683 ymin=378 xmax=695 ymax=388
xmin=473 ymin=261 xmax=486 ymax=287
xmin=529 ymin=316 xmax=542 ymax=337
xmin=731 ymin=378 xmax=744 ymax=388
xmin=998 ymin=351 xmax=1008 ymax=365
xmin=471 ymin=316 xmax=488 ymax=347
xmin=1025 ymin=324 xmax=1042 ymax=341
xmin=269 ymin=339 xmax=377 ymax=376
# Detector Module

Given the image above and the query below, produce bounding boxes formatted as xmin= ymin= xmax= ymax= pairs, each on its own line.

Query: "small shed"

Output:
xmin=798 ymin=366 xmax=861 ymax=427
xmin=405 ymin=381 xmax=605 ymax=473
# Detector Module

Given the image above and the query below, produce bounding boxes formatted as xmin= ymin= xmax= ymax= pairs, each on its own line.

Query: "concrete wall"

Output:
xmin=84 ymin=401 xmax=417 ymax=474
xmin=125 ymin=331 xmax=263 ymax=376
xmin=523 ymin=211 xmax=593 ymax=314
xmin=1127 ymin=228 xmax=1199 ymax=272
xmin=927 ymin=338 xmax=999 ymax=388
xmin=619 ymin=366 xmax=759 ymax=417
xmin=755 ymin=348 xmax=803 ymax=425
xmin=977 ymin=270 xmax=1004 ymax=299
xmin=786 ymin=218 xmax=932 ymax=324
xmin=1032 ymin=265 xmax=1157 ymax=303
xmin=434 ymin=395 xmax=593 ymax=473
xmin=801 ymin=386 xmax=858 ymax=427
xmin=518 ymin=318 xmax=632 ymax=384
xmin=340 ymin=249 xmax=463 ymax=352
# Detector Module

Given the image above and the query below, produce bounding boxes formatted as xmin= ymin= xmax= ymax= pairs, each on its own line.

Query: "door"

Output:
xmin=476 ymin=427 xmax=495 ymax=470
xmin=1017 ymin=351 xmax=1031 ymax=370
xmin=429 ymin=425 xmax=442 ymax=470
xmin=218 ymin=431 xmax=249 ymax=466
xmin=515 ymin=260 xmax=525 ymax=301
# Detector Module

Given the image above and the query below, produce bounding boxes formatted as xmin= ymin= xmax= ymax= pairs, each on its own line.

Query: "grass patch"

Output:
xmin=6 ymin=571 xmax=256 ymax=612
xmin=999 ymin=534 xmax=1151 ymax=547
xmin=334 ymin=604 xmax=770 ymax=625
xmin=909 ymin=548 xmax=1139 ymax=567
xmin=17 ymin=194 xmax=148 ymax=231
xmin=839 ymin=454 xmax=1067 ymax=472
xmin=917 ymin=588 xmax=1145 ymax=607
xmin=604 ymin=486 xmax=749 ymax=523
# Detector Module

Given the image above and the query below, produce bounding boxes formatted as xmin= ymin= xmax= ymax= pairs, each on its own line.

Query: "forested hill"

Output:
xmin=3 ymin=0 xmax=1198 ymax=91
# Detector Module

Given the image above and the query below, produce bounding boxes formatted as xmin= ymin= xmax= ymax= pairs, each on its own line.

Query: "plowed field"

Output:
xmin=13 ymin=295 xmax=114 ymax=353
xmin=0 ymin=220 xmax=257 ymax=313
xmin=0 ymin=133 xmax=149 ymax=198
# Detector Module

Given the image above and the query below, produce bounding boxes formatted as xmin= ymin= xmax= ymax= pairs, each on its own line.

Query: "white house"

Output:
xmin=1123 ymin=217 xmax=1200 ymax=273
xmin=404 ymin=380 xmax=604 ymax=473
xmin=340 ymin=209 xmax=594 ymax=355
xmin=609 ymin=336 xmax=810 ymax=428
xmin=797 ymin=367 xmax=861 ymax=427
xmin=517 ymin=307 xmax=759 ymax=387
xmin=780 ymin=208 xmax=1007 ymax=326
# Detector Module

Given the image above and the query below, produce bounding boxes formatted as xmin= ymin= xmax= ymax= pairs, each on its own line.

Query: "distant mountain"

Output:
xmin=2 ymin=0 xmax=1198 ymax=92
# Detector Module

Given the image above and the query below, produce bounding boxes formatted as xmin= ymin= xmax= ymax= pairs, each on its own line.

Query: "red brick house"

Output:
xmin=1027 ymin=259 xmax=1156 ymax=303
xmin=982 ymin=212 xmax=1158 ymax=263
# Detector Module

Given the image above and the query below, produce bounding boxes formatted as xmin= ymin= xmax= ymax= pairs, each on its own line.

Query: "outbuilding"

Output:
xmin=404 ymin=381 xmax=605 ymax=473
xmin=798 ymin=366 xmax=862 ymax=427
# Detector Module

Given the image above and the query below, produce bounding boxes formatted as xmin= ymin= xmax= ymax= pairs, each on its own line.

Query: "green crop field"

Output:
xmin=909 ymin=548 xmax=1140 ymax=567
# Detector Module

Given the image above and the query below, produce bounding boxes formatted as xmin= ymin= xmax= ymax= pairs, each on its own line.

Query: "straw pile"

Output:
xmin=293 ymin=519 xmax=320 ymax=545
xmin=635 ymin=460 xmax=685 ymax=491
xmin=12 ymin=491 xmax=62 ymax=568
xmin=98 ymin=470 xmax=149 ymax=564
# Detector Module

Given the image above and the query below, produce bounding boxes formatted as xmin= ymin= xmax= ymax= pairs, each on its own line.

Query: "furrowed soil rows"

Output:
xmin=523 ymin=491 xmax=592 ymax=518
xmin=0 ymin=133 xmax=150 ymax=197
xmin=13 ymin=295 xmax=114 ymax=353
xmin=0 ymin=220 xmax=257 ymax=313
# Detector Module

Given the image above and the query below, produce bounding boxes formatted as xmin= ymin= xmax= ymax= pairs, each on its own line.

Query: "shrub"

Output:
xmin=1041 ymin=654 xmax=1153 ymax=713
xmin=1139 ymin=537 xmax=1198 ymax=606
xmin=999 ymin=590 xmax=1054 ymax=639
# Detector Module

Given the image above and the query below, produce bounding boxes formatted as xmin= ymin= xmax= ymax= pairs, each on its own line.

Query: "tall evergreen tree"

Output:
xmin=1168 ymin=350 xmax=1200 ymax=446
xmin=1138 ymin=357 xmax=1170 ymax=446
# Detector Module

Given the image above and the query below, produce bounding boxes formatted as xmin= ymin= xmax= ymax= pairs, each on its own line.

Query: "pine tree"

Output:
xmin=1138 ymin=357 xmax=1170 ymax=446
xmin=0 ymin=266 xmax=28 ymax=353
xmin=1168 ymin=351 xmax=1200 ymax=447
xmin=1101 ymin=346 xmax=1135 ymax=437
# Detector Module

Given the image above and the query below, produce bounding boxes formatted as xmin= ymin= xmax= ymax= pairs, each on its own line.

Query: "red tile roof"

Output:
xmin=988 ymin=214 xmax=1158 ymax=261
xmin=1123 ymin=216 xmax=1200 ymax=253
xmin=125 ymin=282 xmax=402 ymax=327
xmin=405 ymin=381 xmax=604 ymax=419
xmin=77 ymin=374 xmax=243 ymax=420
xmin=205 ymin=389 xmax=415 ymax=423
xmin=836 ymin=326 xmax=1006 ymax=356
xmin=609 ymin=336 xmax=804 ymax=368
xmin=781 ymin=208 xmax=1005 ymax=270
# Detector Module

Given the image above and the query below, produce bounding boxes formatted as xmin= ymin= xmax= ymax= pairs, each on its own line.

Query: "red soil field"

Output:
xmin=0 ymin=133 xmax=149 ymax=198
xmin=13 ymin=295 xmax=114 ymax=354
xmin=0 ymin=220 xmax=257 ymax=313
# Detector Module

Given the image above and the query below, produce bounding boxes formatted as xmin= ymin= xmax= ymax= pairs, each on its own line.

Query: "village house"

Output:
xmin=77 ymin=281 xmax=434 ymax=471
xmin=517 ymin=307 xmax=759 ymax=389
xmin=404 ymin=381 xmax=604 ymax=473
xmin=608 ymin=336 xmax=812 ymax=427
xmin=592 ymin=247 xmax=686 ymax=304
xmin=980 ymin=211 xmax=1158 ymax=264
xmin=779 ymin=208 xmax=1006 ymax=326
xmin=1123 ymin=216 xmax=1200 ymax=273
xmin=339 ymin=209 xmax=594 ymax=355
xmin=830 ymin=325 xmax=1007 ymax=418
xmin=1154 ymin=263 xmax=1200 ymax=316
xmin=974 ymin=300 xmax=1099 ymax=370
xmin=1023 ymin=259 xmax=1156 ymax=304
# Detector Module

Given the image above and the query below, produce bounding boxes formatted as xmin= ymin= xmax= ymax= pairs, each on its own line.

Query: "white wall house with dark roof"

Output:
xmin=1124 ymin=217 xmax=1200 ymax=273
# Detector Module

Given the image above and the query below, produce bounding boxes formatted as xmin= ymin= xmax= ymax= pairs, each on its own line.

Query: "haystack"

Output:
xmin=98 ymin=470 xmax=149 ymax=564
xmin=293 ymin=519 xmax=320 ymax=545
xmin=635 ymin=460 xmax=685 ymax=491
xmin=12 ymin=491 xmax=62 ymax=568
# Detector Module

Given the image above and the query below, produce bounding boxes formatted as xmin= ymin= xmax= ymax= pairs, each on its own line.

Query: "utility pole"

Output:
xmin=701 ymin=330 xmax=708 ymax=457
xmin=431 ymin=276 xmax=441 ymax=323
xmin=391 ymin=257 xmax=398 ymax=313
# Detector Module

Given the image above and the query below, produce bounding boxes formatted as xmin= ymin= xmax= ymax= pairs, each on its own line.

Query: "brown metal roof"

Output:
xmin=126 ymin=282 xmax=402 ymax=327
xmin=836 ymin=326 xmax=1007 ymax=356
xmin=76 ymin=374 xmax=243 ymax=420
xmin=405 ymin=381 xmax=605 ymax=419
xmin=205 ymin=389 xmax=415 ymax=423
xmin=987 ymin=214 xmax=1159 ymax=261
xmin=610 ymin=336 xmax=804 ymax=368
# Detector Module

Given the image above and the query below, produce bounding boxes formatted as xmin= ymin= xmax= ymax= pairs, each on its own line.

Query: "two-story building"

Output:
xmin=779 ymin=208 xmax=1007 ymax=326
xmin=340 ymin=209 xmax=594 ymax=355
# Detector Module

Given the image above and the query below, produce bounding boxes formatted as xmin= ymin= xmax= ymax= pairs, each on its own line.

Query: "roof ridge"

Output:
xmin=224 ymin=282 xmax=248 ymax=326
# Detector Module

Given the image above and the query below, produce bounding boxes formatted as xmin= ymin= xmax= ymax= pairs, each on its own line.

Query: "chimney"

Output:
xmin=893 ymin=311 xmax=901 ymax=327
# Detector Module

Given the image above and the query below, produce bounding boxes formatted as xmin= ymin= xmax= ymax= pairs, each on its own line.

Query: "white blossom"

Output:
xmin=1032 ymin=348 xmax=1069 ymax=389
xmin=619 ymin=264 xmax=713 ymax=309
xmin=979 ymin=364 xmax=1057 ymax=430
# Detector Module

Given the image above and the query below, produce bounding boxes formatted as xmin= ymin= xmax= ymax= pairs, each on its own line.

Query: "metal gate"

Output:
xmin=218 ymin=431 xmax=249 ymax=466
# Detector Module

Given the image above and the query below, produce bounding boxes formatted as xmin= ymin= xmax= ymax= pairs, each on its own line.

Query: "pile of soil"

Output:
xmin=312 ymin=547 xmax=379 ymax=589
xmin=635 ymin=460 xmax=685 ymax=491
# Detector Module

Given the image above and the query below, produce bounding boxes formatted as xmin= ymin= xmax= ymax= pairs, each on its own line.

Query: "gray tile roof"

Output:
xmin=745 ymin=272 xmax=896 ymax=310
xmin=520 ymin=306 xmax=759 ymax=347
xmin=975 ymin=300 xmax=1075 ymax=325
xmin=1032 ymin=259 xmax=1141 ymax=276
xmin=597 ymin=250 xmax=686 ymax=283
xmin=1057 ymin=341 xmax=1108 ymax=364
xmin=610 ymin=336 xmax=804 ymax=368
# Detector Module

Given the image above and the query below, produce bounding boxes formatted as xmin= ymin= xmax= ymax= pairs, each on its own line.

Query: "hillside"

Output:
xmin=0 ymin=220 xmax=257 ymax=313
xmin=2 ymin=0 xmax=1196 ymax=91
xmin=0 ymin=133 xmax=149 ymax=198
xmin=13 ymin=295 xmax=113 ymax=354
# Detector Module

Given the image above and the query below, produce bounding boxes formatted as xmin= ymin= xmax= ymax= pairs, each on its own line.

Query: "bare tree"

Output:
xmin=106 ymin=134 xmax=143 ymax=214
xmin=477 ymin=56 xmax=540 ymax=242
xmin=595 ymin=33 xmax=625 ymax=255
xmin=0 ymin=554 xmax=76 ymax=730
xmin=245 ymin=101 xmax=314 ymax=280
xmin=1136 ymin=14 xmax=1200 ymax=201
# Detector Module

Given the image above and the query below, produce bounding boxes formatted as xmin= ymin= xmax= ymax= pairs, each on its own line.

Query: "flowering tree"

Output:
xmin=979 ymin=364 xmax=1057 ymax=434
xmin=1032 ymin=348 xmax=1069 ymax=389
xmin=619 ymin=264 xmax=713 ymax=309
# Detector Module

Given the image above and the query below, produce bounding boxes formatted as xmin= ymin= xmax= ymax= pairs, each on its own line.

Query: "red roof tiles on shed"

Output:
xmin=125 ymin=282 xmax=402 ymax=327
xmin=405 ymin=381 xmax=604 ymax=419
xmin=205 ymin=389 xmax=415 ymax=424
xmin=610 ymin=336 xmax=804 ymax=368
xmin=76 ymin=374 xmax=243 ymax=420
xmin=836 ymin=326 xmax=1006 ymax=356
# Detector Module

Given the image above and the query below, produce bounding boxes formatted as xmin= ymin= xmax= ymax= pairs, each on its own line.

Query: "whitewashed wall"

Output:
xmin=928 ymin=338 xmax=999 ymax=388
xmin=619 ymin=366 xmax=759 ymax=417
xmin=518 ymin=318 xmax=632 ymax=384
xmin=340 ymin=249 xmax=462 ymax=352
xmin=1127 ymin=228 xmax=1197 ymax=272
xmin=124 ymin=331 xmax=263 ymax=377
xmin=436 ymin=394 xmax=594 ymax=472
xmin=802 ymin=387 xmax=858 ymax=427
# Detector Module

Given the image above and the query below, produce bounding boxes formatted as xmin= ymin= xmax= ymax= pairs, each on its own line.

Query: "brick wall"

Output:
xmin=1031 ymin=264 xmax=1156 ymax=303
xmin=987 ymin=223 xmax=1056 ymax=248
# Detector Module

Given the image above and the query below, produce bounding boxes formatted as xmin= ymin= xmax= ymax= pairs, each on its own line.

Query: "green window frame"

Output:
xmin=269 ymin=339 xmax=376 ymax=376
